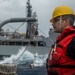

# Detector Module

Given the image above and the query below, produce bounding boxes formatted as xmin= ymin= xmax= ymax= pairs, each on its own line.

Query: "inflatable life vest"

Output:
xmin=47 ymin=27 xmax=75 ymax=75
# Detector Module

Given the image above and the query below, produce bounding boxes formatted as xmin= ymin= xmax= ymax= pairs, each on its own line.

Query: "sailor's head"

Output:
xmin=50 ymin=6 xmax=75 ymax=33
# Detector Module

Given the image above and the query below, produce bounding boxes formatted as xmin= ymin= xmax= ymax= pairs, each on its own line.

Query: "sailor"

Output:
xmin=46 ymin=6 xmax=75 ymax=75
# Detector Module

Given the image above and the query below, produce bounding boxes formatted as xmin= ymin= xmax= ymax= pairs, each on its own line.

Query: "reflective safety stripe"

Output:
xmin=49 ymin=44 xmax=57 ymax=60
xmin=49 ymin=49 xmax=54 ymax=60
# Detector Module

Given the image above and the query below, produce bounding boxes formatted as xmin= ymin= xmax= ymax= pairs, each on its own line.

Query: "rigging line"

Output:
xmin=13 ymin=30 xmax=36 ymax=64
xmin=14 ymin=22 xmax=26 ymax=33
xmin=13 ymin=45 xmax=29 ymax=64
xmin=38 ymin=27 xmax=54 ymax=44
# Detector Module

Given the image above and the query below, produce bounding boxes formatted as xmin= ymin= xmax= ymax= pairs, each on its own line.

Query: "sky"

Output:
xmin=0 ymin=0 xmax=75 ymax=37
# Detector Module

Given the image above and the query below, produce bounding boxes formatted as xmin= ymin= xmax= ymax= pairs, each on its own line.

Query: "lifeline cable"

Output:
xmin=13 ymin=27 xmax=37 ymax=64
xmin=13 ymin=45 xmax=30 ymax=64
xmin=10 ymin=23 xmax=55 ymax=64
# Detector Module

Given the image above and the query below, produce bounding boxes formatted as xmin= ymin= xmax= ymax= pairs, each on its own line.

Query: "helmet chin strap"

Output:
xmin=59 ymin=16 xmax=62 ymax=33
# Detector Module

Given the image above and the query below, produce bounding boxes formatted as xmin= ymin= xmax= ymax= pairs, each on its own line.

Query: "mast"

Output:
xmin=26 ymin=0 xmax=32 ymax=38
xmin=26 ymin=0 xmax=38 ymax=39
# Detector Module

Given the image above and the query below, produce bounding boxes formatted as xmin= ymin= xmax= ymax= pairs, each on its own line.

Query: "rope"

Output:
xmin=0 ymin=21 xmax=55 ymax=64
xmin=13 ymin=27 xmax=36 ymax=64
xmin=13 ymin=45 xmax=29 ymax=64
xmin=0 ymin=64 xmax=17 ymax=75
xmin=0 ymin=71 xmax=16 ymax=74
xmin=0 ymin=21 xmax=29 ymax=64
xmin=14 ymin=22 xmax=26 ymax=33
xmin=13 ymin=27 xmax=55 ymax=63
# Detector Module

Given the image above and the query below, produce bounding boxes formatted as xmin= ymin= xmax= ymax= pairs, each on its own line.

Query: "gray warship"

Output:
xmin=0 ymin=0 xmax=59 ymax=60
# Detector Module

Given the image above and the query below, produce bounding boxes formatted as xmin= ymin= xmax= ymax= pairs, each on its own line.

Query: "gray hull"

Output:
xmin=0 ymin=43 xmax=50 ymax=56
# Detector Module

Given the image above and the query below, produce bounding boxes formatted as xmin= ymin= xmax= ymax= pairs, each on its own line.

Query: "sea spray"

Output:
xmin=0 ymin=47 xmax=34 ymax=64
xmin=0 ymin=47 xmax=48 ymax=67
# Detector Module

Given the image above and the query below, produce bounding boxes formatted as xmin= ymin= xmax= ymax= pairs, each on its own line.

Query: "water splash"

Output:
xmin=0 ymin=47 xmax=34 ymax=64
xmin=0 ymin=47 xmax=48 ymax=67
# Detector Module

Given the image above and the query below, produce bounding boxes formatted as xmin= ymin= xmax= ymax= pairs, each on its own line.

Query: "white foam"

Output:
xmin=0 ymin=47 xmax=48 ymax=67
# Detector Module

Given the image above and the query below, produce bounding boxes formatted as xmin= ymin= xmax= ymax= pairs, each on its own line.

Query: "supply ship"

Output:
xmin=0 ymin=0 xmax=59 ymax=60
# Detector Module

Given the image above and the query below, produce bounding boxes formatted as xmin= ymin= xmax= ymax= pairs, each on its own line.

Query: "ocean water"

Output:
xmin=17 ymin=65 xmax=47 ymax=75
xmin=0 ymin=47 xmax=48 ymax=75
